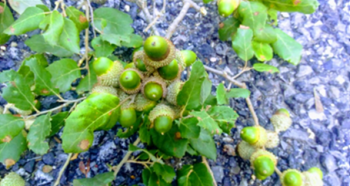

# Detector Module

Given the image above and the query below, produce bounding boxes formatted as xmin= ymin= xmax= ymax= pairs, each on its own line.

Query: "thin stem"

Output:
xmin=126 ymin=160 xmax=152 ymax=168
xmin=113 ymin=137 xmax=141 ymax=177
xmin=202 ymin=156 xmax=217 ymax=186
xmin=54 ymin=153 xmax=73 ymax=186
xmin=204 ymin=65 xmax=246 ymax=88
xmin=246 ymin=97 xmax=259 ymax=126
xmin=275 ymin=167 xmax=283 ymax=177
xmin=86 ymin=0 xmax=99 ymax=37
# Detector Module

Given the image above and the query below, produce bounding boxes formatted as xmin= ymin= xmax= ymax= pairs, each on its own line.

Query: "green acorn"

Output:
xmin=141 ymin=77 xmax=167 ymax=102
xmin=120 ymin=107 xmax=137 ymax=128
xmin=265 ymin=131 xmax=280 ymax=149
xmin=240 ymin=126 xmax=267 ymax=148
xmin=302 ymin=171 xmax=323 ymax=186
xmin=0 ymin=172 xmax=25 ymax=186
xmin=250 ymin=149 xmax=277 ymax=180
xmin=92 ymin=85 xmax=118 ymax=97
xmin=135 ymin=94 xmax=157 ymax=112
xmin=281 ymin=169 xmax=303 ymax=186
xmin=119 ymin=68 xmax=143 ymax=94
xmin=133 ymin=49 xmax=155 ymax=74
xmin=158 ymin=59 xmax=180 ymax=80
xmin=217 ymin=0 xmax=239 ymax=17
xmin=143 ymin=36 xmax=176 ymax=69
xmin=92 ymin=57 xmax=124 ymax=87
xmin=166 ymin=80 xmax=184 ymax=106
xmin=149 ymin=104 xmax=175 ymax=134
xmin=236 ymin=141 xmax=256 ymax=160
xmin=307 ymin=167 xmax=323 ymax=180
xmin=270 ymin=108 xmax=292 ymax=132
xmin=180 ymin=50 xmax=197 ymax=67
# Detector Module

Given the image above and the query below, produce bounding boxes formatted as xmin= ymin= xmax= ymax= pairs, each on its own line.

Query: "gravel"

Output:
xmin=0 ymin=0 xmax=349 ymax=185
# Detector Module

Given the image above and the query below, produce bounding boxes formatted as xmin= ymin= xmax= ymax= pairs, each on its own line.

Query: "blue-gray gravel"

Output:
xmin=0 ymin=0 xmax=349 ymax=185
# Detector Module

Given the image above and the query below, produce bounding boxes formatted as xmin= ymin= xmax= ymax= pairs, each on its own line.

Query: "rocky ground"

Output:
xmin=0 ymin=0 xmax=349 ymax=185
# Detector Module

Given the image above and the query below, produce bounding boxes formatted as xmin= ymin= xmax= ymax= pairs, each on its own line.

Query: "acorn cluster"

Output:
xmin=91 ymin=36 xmax=197 ymax=135
xmin=236 ymin=109 xmax=323 ymax=185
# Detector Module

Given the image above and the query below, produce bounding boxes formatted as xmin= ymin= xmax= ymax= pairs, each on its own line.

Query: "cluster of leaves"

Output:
xmin=204 ymin=0 xmax=319 ymax=72
xmin=0 ymin=2 xmax=252 ymax=185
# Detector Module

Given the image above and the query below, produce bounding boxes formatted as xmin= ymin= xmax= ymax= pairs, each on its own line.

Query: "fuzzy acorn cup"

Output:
xmin=149 ymin=104 xmax=175 ymax=134
xmin=250 ymin=149 xmax=277 ymax=180
xmin=0 ymin=172 xmax=25 ymax=186
xmin=217 ymin=0 xmax=240 ymax=17
xmin=270 ymin=108 xmax=292 ymax=132
xmin=92 ymin=57 xmax=124 ymax=87
xmin=240 ymin=126 xmax=267 ymax=148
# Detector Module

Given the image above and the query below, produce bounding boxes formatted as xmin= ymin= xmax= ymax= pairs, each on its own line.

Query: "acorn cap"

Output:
xmin=236 ymin=141 xmax=256 ymax=160
xmin=302 ymin=171 xmax=323 ymax=186
xmin=169 ymin=105 xmax=184 ymax=119
xmin=144 ymin=39 xmax=176 ymax=69
xmin=270 ymin=114 xmax=292 ymax=132
xmin=180 ymin=50 xmax=197 ymax=67
xmin=307 ymin=167 xmax=323 ymax=180
xmin=144 ymin=36 xmax=169 ymax=61
xmin=119 ymin=68 xmax=144 ymax=94
xmin=240 ymin=126 xmax=267 ymax=148
xmin=281 ymin=169 xmax=303 ymax=186
xmin=166 ymin=80 xmax=184 ymax=105
xmin=141 ymin=77 xmax=167 ymax=99
xmin=265 ymin=130 xmax=280 ymax=149
xmin=250 ymin=149 xmax=277 ymax=167
xmin=117 ymin=90 xmax=136 ymax=110
xmin=0 ymin=172 xmax=25 ymax=186
xmin=97 ymin=60 xmax=124 ymax=87
xmin=135 ymin=94 xmax=157 ymax=112
xmin=149 ymin=103 xmax=175 ymax=124
xmin=92 ymin=85 xmax=118 ymax=97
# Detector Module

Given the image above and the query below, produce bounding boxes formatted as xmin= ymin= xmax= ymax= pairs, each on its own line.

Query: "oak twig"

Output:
xmin=54 ymin=153 xmax=73 ymax=186
xmin=112 ymin=137 xmax=141 ymax=177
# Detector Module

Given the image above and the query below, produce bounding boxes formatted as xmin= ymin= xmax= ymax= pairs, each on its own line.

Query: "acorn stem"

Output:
xmin=275 ymin=167 xmax=283 ymax=177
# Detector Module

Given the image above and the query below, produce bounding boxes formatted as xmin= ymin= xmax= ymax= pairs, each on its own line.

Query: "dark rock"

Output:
xmin=42 ymin=152 xmax=55 ymax=165
xmin=24 ymin=160 xmax=35 ymax=173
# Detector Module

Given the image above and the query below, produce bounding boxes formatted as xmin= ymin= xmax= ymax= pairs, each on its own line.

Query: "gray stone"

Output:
xmin=211 ymin=166 xmax=224 ymax=183
xmin=296 ymin=65 xmax=313 ymax=78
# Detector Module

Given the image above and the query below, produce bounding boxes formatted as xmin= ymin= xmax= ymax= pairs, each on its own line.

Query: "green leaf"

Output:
xmin=62 ymin=93 xmax=120 ymax=153
xmin=186 ymin=145 xmax=198 ymax=156
xmin=18 ymin=54 xmax=48 ymax=86
xmin=94 ymin=7 xmax=134 ymax=45
xmin=190 ymin=129 xmax=217 ymax=160
xmin=177 ymin=61 xmax=206 ymax=110
xmin=46 ymin=59 xmax=81 ymax=92
xmin=153 ymin=162 xmax=176 ymax=183
xmin=190 ymin=110 xmax=222 ymax=135
xmin=148 ymin=172 xmax=171 ymax=186
xmin=36 ymin=4 xmax=50 ymax=12
xmin=27 ymin=113 xmax=51 ymax=155
xmin=76 ymin=66 xmax=98 ymax=94
xmin=0 ymin=131 xmax=27 ymax=168
xmin=204 ymin=94 xmax=217 ymax=107
xmin=0 ymin=114 xmax=24 ymax=144
xmin=226 ymin=88 xmax=251 ymax=98
xmin=117 ymin=116 xmax=141 ymax=138
xmin=262 ymin=0 xmax=319 ymax=14
xmin=49 ymin=112 xmax=69 ymax=137
xmin=252 ymin=41 xmax=273 ymax=61
xmin=66 ymin=6 xmax=89 ymax=32
xmin=252 ymin=63 xmax=279 ymax=73
xmin=203 ymin=0 xmax=214 ymax=3
xmin=0 ymin=3 xmax=14 ymax=45
xmin=73 ymin=172 xmax=114 ymax=186
xmin=200 ymin=78 xmax=212 ymax=105
xmin=177 ymin=163 xmax=214 ymax=186
xmin=25 ymin=58 xmax=60 ymax=96
xmin=91 ymin=36 xmax=115 ymax=58
xmin=253 ymin=25 xmax=277 ymax=43
xmin=139 ymin=117 xmax=151 ymax=145
xmin=238 ymin=1 xmax=268 ymax=32
xmin=218 ymin=17 xmax=240 ymax=41
xmin=207 ymin=106 xmax=238 ymax=133
xmin=272 ymin=29 xmax=302 ymax=65
xmin=0 ymin=70 xmax=35 ymax=111
xmin=25 ymin=34 xmax=75 ymax=57
xmin=129 ymin=144 xmax=159 ymax=162
xmin=178 ymin=117 xmax=200 ymax=139
xmin=4 ymin=7 xmax=45 ymax=35
xmin=8 ymin=0 xmax=44 ymax=14
xmin=42 ymin=10 xmax=64 ymax=46
xmin=216 ymin=83 xmax=228 ymax=105
xmin=151 ymin=125 xmax=188 ymax=158
xmin=59 ymin=18 xmax=80 ymax=53
xmin=232 ymin=26 xmax=254 ymax=61
xmin=121 ymin=34 xmax=143 ymax=48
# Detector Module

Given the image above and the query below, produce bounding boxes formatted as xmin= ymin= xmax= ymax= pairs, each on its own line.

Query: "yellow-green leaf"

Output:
xmin=0 ymin=3 xmax=14 ymax=45
xmin=238 ymin=1 xmax=268 ymax=32
xmin=262 ymin=0 xmax=319 ymax=14
xmin=42 ymin=10 xmax=64 ymax=46
xmin=0 ymin=114 xmax=25 ymax=144
xmin=8 ymin=0 xmax=44 ymax=14
xmin=252 ymin=41 xmax=273 ymax=61
xmin=59 ymin=18 xmax=80 ymax=54
xmin=0 ymin=131 xmax=27 ymax=168
xmin=272 ymin=29 xmax=302 ymax=65
xmin=25 ymin=34 xmax=74 ymax=57
xmin=252 ymin=63 xmax=279 ymax=73
xmin=232 ymin=26 xmax=255 ymax=61
xmin=27 ymin=113 xmax=51 ymax=155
